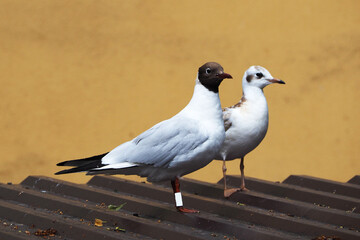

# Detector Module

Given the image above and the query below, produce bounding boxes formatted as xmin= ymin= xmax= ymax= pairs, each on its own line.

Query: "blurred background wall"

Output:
xmin=0 ymin=0 xmax=359 ymax=184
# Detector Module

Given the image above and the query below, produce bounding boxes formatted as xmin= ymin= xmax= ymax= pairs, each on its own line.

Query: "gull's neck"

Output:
xmin=182 ymin=78 xmax=222 ymax=119
xmin=242 ymin=85 xmax=266 ymax=103
xmin=240 ymin=84 xmax=269 ymax=117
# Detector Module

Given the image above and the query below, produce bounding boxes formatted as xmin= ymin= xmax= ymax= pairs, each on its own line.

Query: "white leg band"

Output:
xmin=174 ymin=192 xmax=183 ymax=207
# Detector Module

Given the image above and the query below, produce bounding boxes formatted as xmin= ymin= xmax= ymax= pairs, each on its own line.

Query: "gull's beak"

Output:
xmin=267 ymin=78 xmax=285 ymax=84
xmin=217 ymin=72 xmax=233 ymax=79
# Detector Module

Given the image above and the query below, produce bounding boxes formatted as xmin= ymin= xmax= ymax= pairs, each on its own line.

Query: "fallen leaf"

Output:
xmin=115 ymin=226 xmax=126 ymax=232
xmin=108 ymin=202 xmax=127 ymax=211
xmin=94 ymin=218 xmax=104 ymax=227
xmin=34 ymin=228 xmax=57 ymax=236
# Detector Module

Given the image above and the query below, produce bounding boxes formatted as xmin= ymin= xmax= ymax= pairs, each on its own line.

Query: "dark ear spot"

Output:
xmin=246 ymin=75 xmax=253 ymax=82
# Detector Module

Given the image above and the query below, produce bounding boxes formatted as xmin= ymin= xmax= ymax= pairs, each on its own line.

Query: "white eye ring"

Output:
xmin=206 ymin=68 xmax=211 ymax=74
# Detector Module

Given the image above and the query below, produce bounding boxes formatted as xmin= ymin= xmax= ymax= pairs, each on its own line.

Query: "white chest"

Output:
xmin=222 ymin=93 xmax=269 ymax=159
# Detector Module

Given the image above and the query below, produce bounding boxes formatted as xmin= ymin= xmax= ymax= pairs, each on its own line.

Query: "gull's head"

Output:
xmin=198 ymin=62 xmax=233 ymax=93
xmin=243 ymin=65 xmax=285 ymax=89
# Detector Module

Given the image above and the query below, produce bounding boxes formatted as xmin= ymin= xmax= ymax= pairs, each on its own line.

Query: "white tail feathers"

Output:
xmin=96 ymin=162 xmax=138 ymax=170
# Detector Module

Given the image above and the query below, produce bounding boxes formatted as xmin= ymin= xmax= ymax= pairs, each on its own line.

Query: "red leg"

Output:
xmin=171 ymin=178 xmax=199 ymax=213
xmin=171 ymin=177 xmax=180 ymax=193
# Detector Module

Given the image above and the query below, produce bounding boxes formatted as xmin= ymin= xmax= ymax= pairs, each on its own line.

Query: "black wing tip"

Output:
xmin=55 ymin=167 xmax=87 ymax=175
xmin=56 ymin=161 xmax=68 ymax=166
xmin=54 ymin=169 xmax=71 ymax=175
xmin=56 ymin=152 xmax=109 ymax=167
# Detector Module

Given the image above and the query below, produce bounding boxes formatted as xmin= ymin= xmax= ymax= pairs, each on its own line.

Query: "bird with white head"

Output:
xmin=216 ymin=65 xmax=285 ymax=198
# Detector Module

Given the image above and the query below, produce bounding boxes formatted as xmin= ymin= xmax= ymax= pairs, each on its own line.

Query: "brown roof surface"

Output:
xmin=0 ymin=175 xmax=359 ymax=240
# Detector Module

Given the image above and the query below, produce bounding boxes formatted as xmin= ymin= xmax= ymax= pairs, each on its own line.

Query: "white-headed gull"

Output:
xmin=56 ymin=62 xmax=232 ymax=212
xmin=215 ymin=66 xmax=285 ymax=197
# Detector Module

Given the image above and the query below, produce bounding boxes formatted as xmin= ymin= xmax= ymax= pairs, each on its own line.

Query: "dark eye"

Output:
xmin=206 ymin=68 xmax=211 ymax=74
xmin=256 ymin=72 xmax=264 ymax=78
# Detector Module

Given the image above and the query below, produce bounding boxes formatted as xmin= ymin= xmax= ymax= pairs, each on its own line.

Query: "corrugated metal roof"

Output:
xmin=0 ymin=175 xmax=359 ymax=240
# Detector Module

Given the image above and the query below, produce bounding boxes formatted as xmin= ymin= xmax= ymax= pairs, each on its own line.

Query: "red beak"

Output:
xmin=217 ymin=73 xmax=233 ymax=79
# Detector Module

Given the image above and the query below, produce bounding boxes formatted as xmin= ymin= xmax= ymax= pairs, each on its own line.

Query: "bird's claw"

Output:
xmin=240 ymin=187 xmax=249 ymax=192
xmin=176 ymin=207 xmax=200 ymax=213
xmin=224 ymin=188 xmax=241 ymax=198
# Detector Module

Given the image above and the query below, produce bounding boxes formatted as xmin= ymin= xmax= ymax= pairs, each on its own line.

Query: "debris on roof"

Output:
xmin=0 ymin=175 xmax=359 ymax=240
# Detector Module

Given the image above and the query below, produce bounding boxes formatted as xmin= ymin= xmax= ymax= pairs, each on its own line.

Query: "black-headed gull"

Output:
xmin=215 ymin=66 xmax=285 ymax=197
xmin=56 ymin=62 xmax=232 ymax=212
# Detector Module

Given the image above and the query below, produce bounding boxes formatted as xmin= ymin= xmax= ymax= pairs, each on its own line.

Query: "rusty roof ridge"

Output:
xmin=283 ymin=175 xmax=360 ymax=199
xmin=85 ymin=176 xmax=360 ymax=240
xmin=348 ymin=175 xmax=360 ymax=185
xmin=219 ymin=175 xmax=360 ymax=213
xmin=19 ymin=176 xmax=305 ymax=240
xmin=170 ymin=177 xmax=360 ymax=230
xmin=0 ymin=198 xmax=145 ymax=240
xmin=0 ymin=183 xmax=215 ymax=240
xmin=0 ymin=218 xmax=50 ymax=240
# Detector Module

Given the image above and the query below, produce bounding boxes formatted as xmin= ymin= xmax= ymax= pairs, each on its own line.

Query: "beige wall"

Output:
xmin=1 ymin=0 xmax=359 ymax=184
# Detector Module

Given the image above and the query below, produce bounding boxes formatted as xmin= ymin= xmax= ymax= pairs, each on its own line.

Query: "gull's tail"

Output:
xmin=55 ymin=153 xmax=108 ymax=175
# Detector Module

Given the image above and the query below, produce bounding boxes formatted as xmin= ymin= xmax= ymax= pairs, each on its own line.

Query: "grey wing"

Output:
xmin=108 ymin=117 xmax=209 ymax=168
